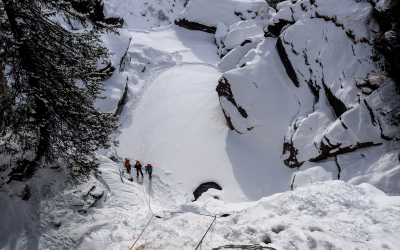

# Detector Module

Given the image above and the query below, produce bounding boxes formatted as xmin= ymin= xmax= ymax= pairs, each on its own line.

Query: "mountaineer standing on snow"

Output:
xmin=124 ymin=158 xmax=131 ymax=174
xmin=145 ymin=164 xmax=153 ymax=180
xmin=134 ymin=161 xmax=144 ymax=178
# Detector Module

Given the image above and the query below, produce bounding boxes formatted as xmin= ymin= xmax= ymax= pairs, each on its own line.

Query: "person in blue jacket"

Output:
xmin=145 ymin=164 xmax=153 ymax=180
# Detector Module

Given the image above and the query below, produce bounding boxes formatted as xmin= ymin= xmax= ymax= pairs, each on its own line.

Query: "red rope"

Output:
xmin=127 ymin=180 xmax=223 ymax=250
xmin=129 ymin=214 xmax=154 ymax=250
xmin=195 ymin=215 xmax=217 ymax=250
xmin=129 ymin=183 xmax=154 ymax=250
xmin=141 ymin=183 xmax=153 ymax=214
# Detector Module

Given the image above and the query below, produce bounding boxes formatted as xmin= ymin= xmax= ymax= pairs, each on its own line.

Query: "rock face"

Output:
xmin=372 ymin=0 xmax=400 ymax=84
xmin=77 ymin=0 xmax=124 ymax=27
xmin=177 ymin=0 xmax=400 ymax=193
xmin=174 ymin=18 xmax=216 ymax=33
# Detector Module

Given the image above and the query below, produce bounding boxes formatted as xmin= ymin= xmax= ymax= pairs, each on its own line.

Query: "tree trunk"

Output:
xmin=3 ymin=0 xmax=50 ymax=172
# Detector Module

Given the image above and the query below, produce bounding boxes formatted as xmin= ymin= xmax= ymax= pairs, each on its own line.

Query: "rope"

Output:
xmin=124 ymin=174 xmax=231 ymax=250
xmin=162 ymin=211 xmax=215 ymax=218
xmin=141 ymin=182 xmax=153 ymax=214
xmin=195 ymin=215 xmax=217 ymax=250
xmin=129 ymin=214 xmax=154 ymax=250
xmin=129 ymin=182 xmax=154 ymax=250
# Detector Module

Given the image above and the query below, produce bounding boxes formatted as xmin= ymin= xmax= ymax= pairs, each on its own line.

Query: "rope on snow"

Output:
xmin=129 ymin=184 xmax=154 ymax=250
xmin=126 ymin=176 xmax=231 ymax=250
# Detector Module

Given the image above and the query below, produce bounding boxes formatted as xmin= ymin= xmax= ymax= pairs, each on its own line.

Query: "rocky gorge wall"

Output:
xmin=175 ymin=0 xmax=400 ymax=194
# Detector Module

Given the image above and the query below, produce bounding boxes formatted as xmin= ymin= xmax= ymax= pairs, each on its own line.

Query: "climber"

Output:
xmin=134 ymin=160 xmax=144 ymax=178
xmin=124 ymin=158 xmax=131 ymax=173
xmin=145 ymin=164 xmax=153 ymax=180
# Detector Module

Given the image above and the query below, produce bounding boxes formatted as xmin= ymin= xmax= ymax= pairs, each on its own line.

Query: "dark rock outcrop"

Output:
xmin=267 ymin=19 xmax=294 ymax=37
xmin=276 ymin=37 xmax=300 ymax=87
xmin=103 ymin=17 xmax=124 ymax=26
xmin=116 ymin=81 xmax=129 ymax=116
xmin=20 ymin=184 xmax=30 ymax=201
xmin=216 ymin=77 xmax=249 ymax=131
xmin=174 ymin=18 xmax=216 ymax=33
xmin=193 ymin=182 xmax=222 ymax=201
xmin=372 ymin=0 xmax=400 ymax=84
xmin=321 ymin=80 xmax=347 ymax=118
xmin=283 ymin=142 xmax=304 ymax=168
xmin=72 ymin=0 xmax=124 ymax=27
xmin=94 ymin=0 xmax=124 ymax=27
xmin=6 ymin=159 xmax=36 ymax=184
xmin=266 ymin=0 xmax=286 ymax=10
xmin=310 ymin=140 xmax=381 ymax=162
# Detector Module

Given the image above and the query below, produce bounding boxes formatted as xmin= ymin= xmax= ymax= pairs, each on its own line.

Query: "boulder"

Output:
xmin=215 ymin=20 xmax=266 ymax=57
xmin=266 ymin=0 xmax=294 ymax=37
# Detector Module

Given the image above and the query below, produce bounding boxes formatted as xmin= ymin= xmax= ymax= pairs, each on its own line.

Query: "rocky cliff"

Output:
xmin=177 ymin=0 xmax=400 ymax=194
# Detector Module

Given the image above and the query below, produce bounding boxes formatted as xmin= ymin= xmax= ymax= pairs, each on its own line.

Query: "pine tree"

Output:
xmin=0 ymin=0 xmax=119 ymax=181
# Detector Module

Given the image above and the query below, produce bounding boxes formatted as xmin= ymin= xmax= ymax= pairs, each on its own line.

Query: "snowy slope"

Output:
xmin=1 ymin=158 xmax=400 ymax=249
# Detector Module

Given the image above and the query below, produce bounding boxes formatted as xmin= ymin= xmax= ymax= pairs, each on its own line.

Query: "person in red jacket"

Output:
xmin=134 ymin=161 xmax=144 ymax=178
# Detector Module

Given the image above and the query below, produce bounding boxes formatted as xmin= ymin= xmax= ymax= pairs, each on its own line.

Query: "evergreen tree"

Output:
xmin=0 ymin=0 xmax=119 ymax=181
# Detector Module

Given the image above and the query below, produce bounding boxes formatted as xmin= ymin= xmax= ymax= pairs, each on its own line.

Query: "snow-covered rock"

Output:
xmin=216 ymin=37 xmax=315 ymax=136
xmin=224 ymin=23 xmax=264 ymax=50
xmin=102 ymin=0 xmax=124 ymax=26
xmin=213 ymin=0 xmax=400 ymax=195
xmin=265 ymin=0 xmax=294 ymax=37
xmin=291 ymin=165 xmax=336 ymax=190
xmin=310 ymin=79 xmax=400 ymax=161
xmin=95 ymin=28 xmax=132 ymax=113
xmin=217 ymin=42 xmax=259 ymax=73
xmin=175 ymin=0 xmax=270 ymax=33
xmin=105 ymin=0 xmax=187 ymax=29
xmin=215 ymin=19 xmax=266 ymax=57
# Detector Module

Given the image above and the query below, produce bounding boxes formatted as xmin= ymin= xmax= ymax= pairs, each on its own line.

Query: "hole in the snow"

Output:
xmin=214 ymin=196 xmax=219 ymax=200
xmin=212 ymin=244 xmax=275 ymax=249
xmin=271 ymin=224 xmax=285 ymax=234
xmin=308 ymin=226 xmax=323 ymax=232
xmin=193 ymin=182 xmax=222 ymax=201
xmin=262 ymin=234 xmax=272 ymax=244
